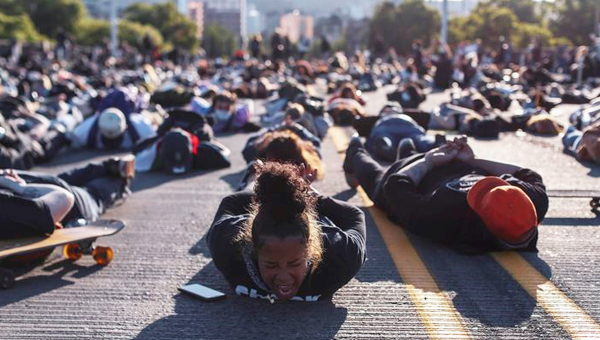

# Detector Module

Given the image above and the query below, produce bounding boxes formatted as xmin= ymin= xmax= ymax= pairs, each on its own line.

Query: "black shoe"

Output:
xmin=343 ymin=133 xmax=363 ymax=188
xmin=104 ymin=155 xmax=136 ymax=179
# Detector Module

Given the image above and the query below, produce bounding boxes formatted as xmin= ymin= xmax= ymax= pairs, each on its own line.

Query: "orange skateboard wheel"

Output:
xmin=92 ymin=246 xmax=114 ymax=266
xmin=63 ymin=243 xmax=83 ymax=261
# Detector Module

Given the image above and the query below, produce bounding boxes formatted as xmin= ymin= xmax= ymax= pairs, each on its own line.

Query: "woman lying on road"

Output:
xmin=208 ymin=162 xmax=366 ymax=302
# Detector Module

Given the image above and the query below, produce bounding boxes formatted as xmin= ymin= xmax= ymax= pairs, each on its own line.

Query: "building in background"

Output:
xmin=279 ymin=10 xmax=313 ymax=43
xmin=204 ymin=0 xmax=247 ymax=44
xmin=188 ymin=1 xmax=204 ymax=40
xmin=246 ymin=4 xmax=263 ymax=37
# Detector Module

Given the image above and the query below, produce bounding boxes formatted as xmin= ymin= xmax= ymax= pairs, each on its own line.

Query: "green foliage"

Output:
xmin=0 ymin=0 xmax=25 ymax=17
xmin=202 ymin=24 xmax=236 ymax=58
xmin=448 ymin=1 xmax=554 ymax=49
xmin=75 ymin=18 xmax=164 ymax=50
xmin=22 ymin=0 xmax=86 ymax=39
xmin=369 ymin=0 xmax=440 ymax=54
xmin=0 ymin=13 xmax=42 ymax=42
xmin=489 ymin=0 xmax=541 ymax=24
xmin=465 ymin=6 xmax=517 ymax=48
xmin=512 ymin=23 xmax=553 ymax=49
xmin=447 ymin=17 xmax=467 ymax=46
xmin=551 ymin=0 xmax=598 ymax=46
xmin=122 ymin=2 xmax=198 ymax=51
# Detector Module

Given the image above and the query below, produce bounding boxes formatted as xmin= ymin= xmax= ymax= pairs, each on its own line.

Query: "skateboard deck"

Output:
xmin=547 ymin=190 xmax=600 ymax=209
xmin=0 ymin=219 xmax=125 ymax=289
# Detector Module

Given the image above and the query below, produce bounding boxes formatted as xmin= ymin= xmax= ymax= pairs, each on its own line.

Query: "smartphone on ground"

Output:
xmin=178 ymin=283 xmax=226 ymax=302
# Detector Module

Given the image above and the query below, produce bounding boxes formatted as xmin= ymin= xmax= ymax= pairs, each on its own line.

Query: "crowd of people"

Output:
xmin=0 ymin=33 xmax=598 ymax=301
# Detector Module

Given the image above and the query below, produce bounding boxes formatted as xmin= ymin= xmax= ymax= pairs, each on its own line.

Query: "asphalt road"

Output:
xmin=1 ymin=87 xmax=599 ymax=340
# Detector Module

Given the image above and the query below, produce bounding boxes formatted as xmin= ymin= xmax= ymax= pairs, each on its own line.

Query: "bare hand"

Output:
xmin=424 ymin=143 xmax=458 ymax=168
xmin=298 ymin=163 xmax=318 ymax=185
xmin=0 ymin=170 xmax=25 ymax=193
xmin=452 ymin=136 xmax=475 ymax=162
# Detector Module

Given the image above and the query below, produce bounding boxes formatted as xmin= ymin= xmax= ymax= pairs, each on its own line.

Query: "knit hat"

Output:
xmin=467 ymin=177 xmax=538 ymax=244
xmin=98 ymin=108 xmax=126 ymax=139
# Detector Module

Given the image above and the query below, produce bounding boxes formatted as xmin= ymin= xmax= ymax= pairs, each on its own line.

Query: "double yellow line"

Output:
xmin=329 ymin=126 xmax=600 ymax=339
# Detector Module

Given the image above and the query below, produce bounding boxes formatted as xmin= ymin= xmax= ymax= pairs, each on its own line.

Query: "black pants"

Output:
xmin=17 ymin=162 xmax=127 ymax=225
xmin=348 ymin=146 xmax=424 ymax=211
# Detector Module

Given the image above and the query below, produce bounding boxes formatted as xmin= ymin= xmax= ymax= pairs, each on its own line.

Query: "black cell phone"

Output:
xmin=178 ymin=283 xmax=226 ymax=302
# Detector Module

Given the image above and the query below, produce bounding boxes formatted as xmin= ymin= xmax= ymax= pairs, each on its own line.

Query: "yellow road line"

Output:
xmin=330 ymin=126 xmax=600 ymax=339
xmin=330 ymin=127 xmax=471 ymax=339
xmin=492 ymin=252 xmax=600 ymax=339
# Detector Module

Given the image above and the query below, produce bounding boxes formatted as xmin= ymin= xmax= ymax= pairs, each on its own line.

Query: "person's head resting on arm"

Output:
xmin=235 ymin=162 xmax=323 ymax=301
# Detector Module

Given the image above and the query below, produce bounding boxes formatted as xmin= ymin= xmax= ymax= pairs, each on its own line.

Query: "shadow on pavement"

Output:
xmin=0 ymin=259 xmax=102 ymax=308
xmin=36 ymin=149 xmax=125 ymax=169
xmin=542 ymin=216 xmax=600 ymax=226
xmin=219 ymin=168 xmax=247 ymax=191
xmin=131 ymin=169 xmax=219 ymax=193
xmin=409 ymin=233 xmax=553 ymax=328
xmin=134 ymin=259 xmax=348 ymax=340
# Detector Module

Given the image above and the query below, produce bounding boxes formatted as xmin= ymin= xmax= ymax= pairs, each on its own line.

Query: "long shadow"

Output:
xmin=334 ymin=184 xmax=555 ymax=328
xmin=405 ymin=232 xmax=553 ymax=328
xmin=219 ymin=168 xmax=247 ymax=191
xmin=562 ymin=150 xmax=600 ymax=177
xmin=36 ymin=149 xmax=125 ymax=169
xmin=131 ymin=168 xmax=222 ymax=193
xmin=541 ymin=216 xmax=600 ymax=226
xmin=0 ymin=259 xmax=103 ymax=308
xmin=135 ymin=236 xmax=348 ymax=340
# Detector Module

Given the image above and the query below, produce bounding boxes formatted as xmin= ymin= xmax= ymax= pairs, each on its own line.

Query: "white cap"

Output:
xmin=98 ymin=108 xmax=126 ymax=139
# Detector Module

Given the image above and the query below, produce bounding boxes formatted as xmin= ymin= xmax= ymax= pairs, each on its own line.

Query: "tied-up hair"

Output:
xmin=236 ymin=162 xmax=324 ymax=271
xmin=255 ymin=130 xmax=324 ymax=180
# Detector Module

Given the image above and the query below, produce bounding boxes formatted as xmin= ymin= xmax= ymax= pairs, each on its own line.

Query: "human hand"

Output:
xmin=0 ymin=170 xmax=26 ymax=193
xmin=424 ymin=143 xmax=458 ymax=168
xmin=298 ymin=163 xmax=318 ymax=185
xmin=452 ymin=136 xmax=475 ymax=162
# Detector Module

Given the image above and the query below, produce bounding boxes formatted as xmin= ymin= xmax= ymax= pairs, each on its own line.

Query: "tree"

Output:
xmin=75 ymin=18 xmax=164 ymax=50
xmin=551 ymin=0 xmax=598 ymax=46
xmin=369 ymin=0 xmax=440 ymax=54
xmin=21 ymin=0 xmax=86 ymax=39
xmin=489 ymin=0 xmax=541 ymax=24
xmin=0 ymin=13 xmax=41 ymax=42
xmin=395 ymin=0 xmax=440 ymax=52
xmin=122 ymin=2 xmax=198 ymax=51
xmin=202 ymin=24 xmax=236 ymax=58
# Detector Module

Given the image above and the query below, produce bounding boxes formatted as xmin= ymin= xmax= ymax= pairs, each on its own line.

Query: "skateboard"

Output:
xmin=547 ymin=190 xmax=600 ymax=210
xmin=0 ymin=219 xmax=125 ymax=289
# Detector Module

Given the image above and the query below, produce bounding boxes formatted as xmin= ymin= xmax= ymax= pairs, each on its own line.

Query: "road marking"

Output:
xmin=330 ymin=126 xmax=600 ymax=339
xmin=492 ymin=252 xmax=600 ymax=339
xmin=330 ymin=127 xmax=471 ymax=339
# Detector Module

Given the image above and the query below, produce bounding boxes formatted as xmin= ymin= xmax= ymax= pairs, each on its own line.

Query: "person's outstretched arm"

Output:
xmin=0 ymin=172 xmax=74 ymax=223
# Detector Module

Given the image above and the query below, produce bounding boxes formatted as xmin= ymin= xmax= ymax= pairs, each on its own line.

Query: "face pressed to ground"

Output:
xmin=257 ymin=236 xmax=309 ymax=301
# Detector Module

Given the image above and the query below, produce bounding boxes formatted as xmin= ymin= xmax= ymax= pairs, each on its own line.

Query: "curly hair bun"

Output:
xmin=254 ymin=162 xmax=313 ymax=222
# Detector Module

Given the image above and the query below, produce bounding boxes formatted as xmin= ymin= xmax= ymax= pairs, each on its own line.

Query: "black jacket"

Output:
xmin=374 ymin=154 xmax=548 ymax=254
xmin=207 ymin=192 xmax=367 ymax=301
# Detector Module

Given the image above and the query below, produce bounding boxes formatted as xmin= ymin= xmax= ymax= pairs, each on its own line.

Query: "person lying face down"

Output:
xmin=343 ymin=136 xmax=548 ymax=254
xmin=207 ymin=162 xmax=366 ymax=302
